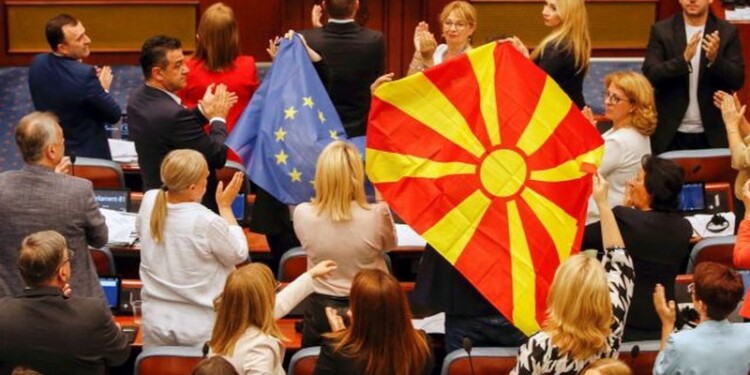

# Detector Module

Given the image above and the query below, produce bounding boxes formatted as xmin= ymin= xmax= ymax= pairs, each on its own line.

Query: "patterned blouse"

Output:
xmin=510 ymin=249 xmax=635 ymax=375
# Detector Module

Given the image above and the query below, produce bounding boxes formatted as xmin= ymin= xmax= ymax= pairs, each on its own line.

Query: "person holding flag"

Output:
xmin=228 ymin=32 xmax=345 ymax=270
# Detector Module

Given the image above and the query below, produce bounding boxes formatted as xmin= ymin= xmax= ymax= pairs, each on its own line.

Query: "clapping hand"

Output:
xmin=582 ymin=106 xmax=597 ymax=127
xmin=720 ymin=92 xmax=746 ymax=133
xmin=702 ymin=31 xmax=720 ymax=64
xmin=413 ymin=22 xmax=437 ymax=60
xmin=98 ymin=66 xmax=113 ymax=92
xmin=200 ymin=83 xmax=237 ymax=119
xmin=684 ymin=31 xmax=702 ymax=63
xmin=215 ymin=172 xmax=244 ymax=210
xmin=652 ymin=283 xmax=677 ymax=326
xmin=592 ymin=172 xmax=609 ymax=206
xmin=55 ymin=156 xmax=72 ymax=175
xmin=311 ymin=4 xmax=323 ymax=28
xmin=371 ymin=73 xmax=395 ymax=93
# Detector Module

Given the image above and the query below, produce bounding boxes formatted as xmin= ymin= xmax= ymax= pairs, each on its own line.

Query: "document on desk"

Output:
xmin=100 ymin=208 xmax=138 ymax=245
xmin=108 ymin=139 xmax=138 ymax=163
xmin=411 ymin=312 xmax=445 ymax=334
xmin=685 ymin=212 xmax=735 ymax=238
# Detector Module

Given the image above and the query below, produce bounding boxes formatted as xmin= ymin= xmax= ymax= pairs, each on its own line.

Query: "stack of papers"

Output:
xmin=725 ymin=8 xmax=750 ymax=21
xmin=100 ymin=208 xmax=138 ymax=246
xmin=108 ymin=139 xmax=138 ymax=164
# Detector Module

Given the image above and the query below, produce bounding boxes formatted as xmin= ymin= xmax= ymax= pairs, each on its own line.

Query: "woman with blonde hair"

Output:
xmin=178 ymin=2 xmax=258 ymax=152
xmin=314 ymin=269 xmax=432 ymax=375
xmin=138 ymin=149 xmax=248 ymax=347
xmin=506 ymin=0 xmax=590 ymax=108
xmin=208 ymin=261 xmax=336 ymax=374
xmin=407 ymin=1 xmax=477 ymax=74
xmin=293 ymin=140 xmax=397 ymax=347
xmin=586 ymin=71 xmax=656 ymax=223
xmin=511 ymin=174 xmax=634 ymax=375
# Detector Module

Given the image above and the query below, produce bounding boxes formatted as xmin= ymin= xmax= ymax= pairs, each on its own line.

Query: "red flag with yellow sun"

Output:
xmin=365 ymin=42 xmax=604 ymax=335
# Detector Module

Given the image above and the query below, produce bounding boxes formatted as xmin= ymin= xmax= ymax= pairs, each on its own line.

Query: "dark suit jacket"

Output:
xmin=301 ymin=22 xmax=385 ymax=138
xmin=0 ymin=165 xmax=108 ymax=299
xmin=28 ymin=53 xmax=122 ymax=160
xmin=534 ymin=44 xmax=587 ymax=109
xmin=127 ymin=85 xmax=228 ymax=212
xmin=0 ymin=287 xmax=130 ymax=375
xmin=642 ymin=12 xmax=745 ymax=154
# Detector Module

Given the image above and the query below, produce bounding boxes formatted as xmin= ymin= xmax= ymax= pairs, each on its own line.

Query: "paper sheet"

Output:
xmin=100 ymin=208 xmax=138 ymax=245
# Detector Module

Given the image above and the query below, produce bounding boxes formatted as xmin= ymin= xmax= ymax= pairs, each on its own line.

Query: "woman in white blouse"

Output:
xmin=138 ymin=149 xmax=249 ymax=347
xmin=586 ymin=71 xmax=656 ymax=223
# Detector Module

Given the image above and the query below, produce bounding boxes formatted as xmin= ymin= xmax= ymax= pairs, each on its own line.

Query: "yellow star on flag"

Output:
xmin=289 ymin=168 xmax=302 ymax=182
xmin=329 ymin=130 xmax=339 ymax=140
xmin=284 ymin=106 xmax=298 ymax=120
xmin=318 ymin=110 xmax=326 ymax=124
xmin=275 ymin=128 xmax=287 ymax=142
xmin=303 ymin=97 xmax=315 ymax=108
xmin=275 ymin=150 xmax=289 ymax=165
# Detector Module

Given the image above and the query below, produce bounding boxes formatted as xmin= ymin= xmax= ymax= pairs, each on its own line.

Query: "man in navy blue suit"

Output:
xmin=28 ymin=14 xmax=122 ymax=160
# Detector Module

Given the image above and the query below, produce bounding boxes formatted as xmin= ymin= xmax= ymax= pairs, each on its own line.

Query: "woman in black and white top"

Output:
xmin=511 ymin=174 xmax=634 ymax=375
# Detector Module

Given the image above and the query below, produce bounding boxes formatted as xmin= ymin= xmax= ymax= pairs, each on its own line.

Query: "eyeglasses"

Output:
xmin=602 ymin=90 xmax=631 ymax=105
xmin=443 ymin=20 xmax=469 ymax=30
xmin=56 ymin=249 xmax=75 ymax=272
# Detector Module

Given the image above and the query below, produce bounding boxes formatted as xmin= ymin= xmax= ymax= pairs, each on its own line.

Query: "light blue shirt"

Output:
xmin=653 ymin=320 xmax=750 ymax=375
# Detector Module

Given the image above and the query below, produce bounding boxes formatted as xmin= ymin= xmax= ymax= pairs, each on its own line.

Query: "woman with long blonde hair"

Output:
xmin=511 ymin=174 xmax=634 ymax=374
xmin=507 ymin=0 xmax=591 ymax=108
xmin=208 ymin=261 xmax=336 ymax=374
xmin=138 ymin=149 xmax=248 ymax=347
xmin=293 ymin=141 xmax=397 ymax=347
xmin=314 ymin=269 xmax=432 ymax=375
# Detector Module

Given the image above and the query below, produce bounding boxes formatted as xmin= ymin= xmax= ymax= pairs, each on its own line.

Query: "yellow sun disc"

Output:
xmin=480 ymin=149 xmax=527 ymax=197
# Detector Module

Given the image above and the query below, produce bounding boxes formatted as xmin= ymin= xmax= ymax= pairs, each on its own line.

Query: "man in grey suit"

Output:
xmin=0 ymin=112 xmax=108 ymax=298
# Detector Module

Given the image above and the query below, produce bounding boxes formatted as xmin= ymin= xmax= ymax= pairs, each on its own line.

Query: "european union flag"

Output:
xmin=227 ymin=35 xmax=346 ymax=205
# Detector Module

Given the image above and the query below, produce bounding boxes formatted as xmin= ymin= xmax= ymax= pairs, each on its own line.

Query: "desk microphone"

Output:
xmin=463 ymin=337 xmax=476 ymax=375
xmin=69 ymin=152 xmax=76 ymax=176
xmin=629 ymin=344 xmax=640 ymax=368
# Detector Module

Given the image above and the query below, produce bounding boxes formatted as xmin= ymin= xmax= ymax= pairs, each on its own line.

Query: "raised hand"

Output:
xmin=267 ymin=37 xmax=280 ymax=60
xmin=371 ymin=72 xmax=395 ymax=93
xmin=720 ymin=92 xmax=746 ymax=133
xmin=592 ymin=172 xmax=609 ymax=206
xmin=652 ymin=283 xmax=676 ymax=325
xmin=311 ymin=4 xmax=323 ymax=28
xmin=215 ymin=171 xmax=244 ymax=210
xmin=98 ymin=66 xmax=113 ymax=92
xmin=684 ymin=31 xmax=702 ymax=63
xmin=702 ymin=31 xmax=720 ymax=64
xmin=308 ymin=260 xmax=337 ymax=279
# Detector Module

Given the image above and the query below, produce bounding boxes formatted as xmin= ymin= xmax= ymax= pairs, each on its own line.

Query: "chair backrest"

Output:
xmin=618 ymin=340 xmax=661 ymax=374
xmin=278 ymin=247 xmax=307 ymax=283
xmin=134 ymin=346 xmax=203 ymax=375
xmin=89 ymin=247 xmax=116 ymax=276
xmin=440 ymin=347 xmax=519 ymax=375
xmin=288 ymin=346 xmax=321 ymax=375
xmin=72 ymin=157 xmax=125 ymax=188
xmin=277 ymin=247 xmax=394 ymax=283
xmin=688 ymin=235 xmax=737 ymax=272
xmin=659 ymin=149 xmax=736 ymax=184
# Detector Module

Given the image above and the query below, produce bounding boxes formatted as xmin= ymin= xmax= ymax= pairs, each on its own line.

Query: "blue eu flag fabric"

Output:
xmin=227 ymin=35 xmax=346 ymax=205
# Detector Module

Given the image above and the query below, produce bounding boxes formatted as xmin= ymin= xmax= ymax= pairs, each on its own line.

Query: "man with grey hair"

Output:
xmin=0 ymin=230 xmax=129 ymax=373
xmin=0 ymin=112 xmax=108 ymax=298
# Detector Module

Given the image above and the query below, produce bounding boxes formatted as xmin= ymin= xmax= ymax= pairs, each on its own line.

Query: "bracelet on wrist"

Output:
xmin=605 ymin=246 xmax=627 ymax=253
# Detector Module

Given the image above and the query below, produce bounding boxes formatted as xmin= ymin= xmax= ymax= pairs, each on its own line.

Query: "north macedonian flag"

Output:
xmin=366 ymin=42 xmax=604 ymax=335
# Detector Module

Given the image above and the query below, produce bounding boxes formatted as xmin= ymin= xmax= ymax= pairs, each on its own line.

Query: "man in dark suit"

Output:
xmin=0 ymin=112 xmax=108 ymax=299
xmin=642 ymin=0 xmax=745 ymax=154
xmin=127 ymin=35 xmax=235 ymax=212
xmin=301 ymin=0 xmax=385 ymax=138
xmin=28 ymin=14 xmax=122 ymax=160
xmin=0 ymin=230 xmax=129 ymax=374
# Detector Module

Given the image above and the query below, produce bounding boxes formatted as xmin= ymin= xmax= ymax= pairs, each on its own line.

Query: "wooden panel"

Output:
xmin=472 ymin=0 xmax=656 ymax=49
xmin=5 ymin=1 xmax=197 ymax=53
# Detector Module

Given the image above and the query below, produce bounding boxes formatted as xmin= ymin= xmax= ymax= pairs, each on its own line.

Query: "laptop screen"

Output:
xmin=678 ymin=182 xmax=706 ymax=213
xmin=94 ymin=188 xmax=130 ymax=212
xmin=99 ymin=276 xmax=121 ymax=310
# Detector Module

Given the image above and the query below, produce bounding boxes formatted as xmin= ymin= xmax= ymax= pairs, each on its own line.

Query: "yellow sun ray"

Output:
xmin=468 ymin=43 xmax=501 ymax=147
xmin=529 ymin=145 xmax=605 ymax=182
xmin=374 ymin=75 xmax=486 ymax=158
xmin=366 ymin=149 xmax=476 ymax=183
xmin=516 ymin=77 xmax=572 ymax=156
xmin=520 ymin=187 xmax=577 ymax=262
xmin=421 ymin=190 xmax=492 ymax=263
xmin=507 ymin=200 xmax=541 ymax=335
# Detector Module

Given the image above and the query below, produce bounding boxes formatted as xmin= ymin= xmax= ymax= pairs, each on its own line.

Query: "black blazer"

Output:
xmin=127 ymin=85 xmax=228 ymax=211
xmin=28 ymin=53 xmax=122 ymax=160
xmin=534 ymin=43 xmax=587 ymax=109
xmin=0 ymin=287 xmax=130 ymax=375
xmin=301 ymin=22 xmax=385 ymax=138
xmin=642 ymin=12 xmax=745 ymax=154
